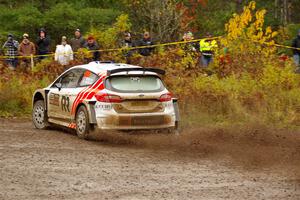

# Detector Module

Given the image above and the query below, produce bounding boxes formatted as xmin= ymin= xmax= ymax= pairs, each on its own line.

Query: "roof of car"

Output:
xmin=73 ymin=61 xmax=161 ymax=75
xmin=72 ymin=61 xmax=143 ymax=75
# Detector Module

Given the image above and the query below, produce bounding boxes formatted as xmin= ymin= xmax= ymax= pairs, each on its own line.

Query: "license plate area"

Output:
xmin=130 ymin=101 xmax=150 ymax=107
xmin=119 ymin=116 xmax=165 ymax=126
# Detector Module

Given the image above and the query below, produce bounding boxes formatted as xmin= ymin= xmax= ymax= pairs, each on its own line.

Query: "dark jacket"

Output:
xmin=36 ymin=29 xmax=50 ymax=54
xmin=181 ymin=40 xmax=200 ymax=53
xmin=83 ymin=41 xmax=100 ymax=61
xmin=120 ymin=39 xmax=134 ymax=57
xmin=121 ymin=39 xmax=134 ymax=48
xmin=70 ymin=36 xmax=86 ymax=52
xmin=292 ymin=36 xmax=300 ymax=55
xmin=137 ymin=38 xmax=154 ymax=56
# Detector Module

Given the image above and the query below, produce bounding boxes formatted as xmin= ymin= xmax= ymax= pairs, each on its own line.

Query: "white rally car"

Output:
xmin=32 ymin=61 xmax=180 ymax=139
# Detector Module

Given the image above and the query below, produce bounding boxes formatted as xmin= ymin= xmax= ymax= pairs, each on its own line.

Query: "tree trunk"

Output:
xmin=288 ymin=0 xmax=292 ymax=23
xmin=275 ymin=0 xmax=278 ymax=19
xmin=236 ymin=0 xmax=243 ymax=13
xmin=284 ymin=0 xmax=288 ymax=25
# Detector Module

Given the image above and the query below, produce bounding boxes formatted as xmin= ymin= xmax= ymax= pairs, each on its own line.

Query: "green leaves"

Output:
xmin=0 ymin=2 xmax=120 ymax=46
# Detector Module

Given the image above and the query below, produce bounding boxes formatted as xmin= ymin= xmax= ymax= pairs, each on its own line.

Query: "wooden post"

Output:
xmin=30 ymin=54 xmax=34 ymax=71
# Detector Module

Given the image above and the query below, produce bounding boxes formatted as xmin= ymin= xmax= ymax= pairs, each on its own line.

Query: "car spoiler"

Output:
xmin=107 ymin=68 xmax=166 ymax=76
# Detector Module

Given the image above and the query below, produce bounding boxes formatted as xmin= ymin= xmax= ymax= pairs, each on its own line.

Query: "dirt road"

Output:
xmin=0 ymin=119 xmax=299 ymax=200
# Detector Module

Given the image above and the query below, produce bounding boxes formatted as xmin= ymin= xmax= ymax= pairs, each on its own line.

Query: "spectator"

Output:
xmin=200 ymin=33 xmax=218 ymax=67
xmin=83 ymin=36 xmax=100 ymax=61
xmin=18 ymin=33 xmax=36 ymax=70
xmin=70 ymin=28 xmax=86 ymax=52
xmin=137 ymin=31 xmax=154 ymax=56
xmin=182 ymin=31 xmax=199 ymax=53
xmin=2 ymin=34 xmax=19 ymax=70
xmin=120 ymin=32 xmax=134 ymax=63
xmin=55 ymin=36 xmax=73 ymax=66
xmin=292 ymin=29 xmax=300 ymax=67
xmin=36 ymin=28 xmax=50 ymax=60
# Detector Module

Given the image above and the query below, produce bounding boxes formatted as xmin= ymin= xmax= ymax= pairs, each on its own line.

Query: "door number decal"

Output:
xmin=61 ymin=96 xmax=70 ymax=112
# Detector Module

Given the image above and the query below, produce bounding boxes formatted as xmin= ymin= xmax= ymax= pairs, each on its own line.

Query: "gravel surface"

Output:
xmin=0 ymin=119 xmax=299 ymax=200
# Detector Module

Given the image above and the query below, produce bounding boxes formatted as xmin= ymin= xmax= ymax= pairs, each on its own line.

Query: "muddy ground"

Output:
xmin=0 ymin=119 xmax=299 ymax=200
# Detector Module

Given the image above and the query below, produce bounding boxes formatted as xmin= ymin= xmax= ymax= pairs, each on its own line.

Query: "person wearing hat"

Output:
xmin=120 ymin=32 xmax=134 ymax=63
xmin=2 ymin=33 xmax=19 ymax=70
xmin=137 ymin=31 xmax=155 ymax=56
xmin=181 ymin=31 xmax=200 ymax=53
xmin=292 ymin=29 xmax=300 ymax=67
xmin=36 ymin=28 xmax=51 ymax=60
xmin=18 ymin=33 xmax=36 ymax=70
xmin=83 ymin=36 xmax=100 ymax=61
xmin=55 ymin=36 xmax=73 ymax=66
xmin=70 ymin=29 xmax=86 ymax=52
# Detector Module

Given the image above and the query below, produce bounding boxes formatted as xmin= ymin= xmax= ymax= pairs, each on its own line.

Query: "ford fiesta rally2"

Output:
xmin=32 ymin=61 xmax=180 ymax=139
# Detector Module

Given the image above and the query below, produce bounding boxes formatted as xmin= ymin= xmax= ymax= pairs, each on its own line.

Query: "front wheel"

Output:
xmin=75 ymin=106 xmax=91 ymax=140
xmin=32 ymin=100 xmax=48 ymax=129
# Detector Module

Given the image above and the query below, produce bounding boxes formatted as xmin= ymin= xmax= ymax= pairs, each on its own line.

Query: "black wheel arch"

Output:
xmin=32 ymin=90 xmax=49 ymax=120
xmin=75 ymin=102 xmax=97 ymax=125
xmin=33 ymin=92 xmax=44 ymax=104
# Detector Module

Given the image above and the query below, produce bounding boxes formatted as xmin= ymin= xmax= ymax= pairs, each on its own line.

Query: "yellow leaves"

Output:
xmin=249 ymin=1 xmax=256 ymax=10
xmin=271 ymin=31 xmax=278 ymax=38
xmin=265 ymin=26 xmax=272 ymax=35
xmin=115 ymin=14 xmax=132 ymax=32
xmin=223 ymin=1 xmax=277 ymax=56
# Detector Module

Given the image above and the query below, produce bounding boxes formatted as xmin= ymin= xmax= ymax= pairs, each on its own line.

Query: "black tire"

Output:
xmin=32 ymin=100 xmax=48 ymax=129
xmin=75 ymin=105 xmax=91 ymax=139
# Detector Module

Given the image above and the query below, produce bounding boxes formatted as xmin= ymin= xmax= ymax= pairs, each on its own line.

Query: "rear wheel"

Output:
xmin=76 ymin=106 xmax=91 ymax=139
xmin=32 ymin=100 xmax=48 ymax=129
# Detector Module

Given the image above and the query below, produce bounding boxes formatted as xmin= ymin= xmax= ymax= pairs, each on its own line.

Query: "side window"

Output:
xmin=60 ymin=69 xmax=84 ymax=88
xmin=78 ymin=70 xmax=98 ymax=87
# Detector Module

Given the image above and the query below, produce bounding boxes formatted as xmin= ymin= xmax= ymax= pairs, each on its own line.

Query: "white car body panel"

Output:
xmin=32 ymin=62 xmax=179 ymax=131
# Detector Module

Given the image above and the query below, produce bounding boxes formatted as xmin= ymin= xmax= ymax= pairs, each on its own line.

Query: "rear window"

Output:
xmin=106 ymin=75 xmax=164 ymax=93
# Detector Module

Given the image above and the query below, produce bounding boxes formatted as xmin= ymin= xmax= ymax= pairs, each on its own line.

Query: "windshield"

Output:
xmin=106 ymin=75 xmax=164 ymax=93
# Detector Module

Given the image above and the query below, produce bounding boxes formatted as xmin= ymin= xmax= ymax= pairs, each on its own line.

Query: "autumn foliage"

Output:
xmin=0 ymin=1 xmax=300 ymax=128
xmin=176 ymin=0 xmax=207 ymax=31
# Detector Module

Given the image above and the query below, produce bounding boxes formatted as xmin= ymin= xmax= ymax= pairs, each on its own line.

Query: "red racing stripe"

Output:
xmin=71 ymin=76 xmax=103 ymax=114
xmin=71 ymin=86 xmax=90 ymax=114
xmin=71 ymin=74 xmax=106 ymax=115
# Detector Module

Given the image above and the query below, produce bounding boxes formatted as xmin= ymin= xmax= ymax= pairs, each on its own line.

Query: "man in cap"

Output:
xmin=36 ymin=28 xmax=50 ymax=60
xmin=18 ymin=33 xmax=36 ymax=70
xmin=55 ymin=36 xmax=73 ymax=66
xmin=182 ymin=31 xmax=200 ymax=53
xmin=2 ymin=33 xmax=19 ymax=70
xmin=292 ymin=29 xmax=300 ymax=67
xmin=83 ymin=36 xmax=100 ymax=61
xmin=70 ymin=28 xmax=86 ymax=52
xmin=137 ymin=31 xmax=155 ymax=56
xmin=120 ymin=32 xmax=134 ymax=63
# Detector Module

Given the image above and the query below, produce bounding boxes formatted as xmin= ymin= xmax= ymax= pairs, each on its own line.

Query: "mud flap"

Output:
xmin=172 ymin=98 xmax=180 ymax=131
xmin=87 ymin=101 xmax=97 ymax=124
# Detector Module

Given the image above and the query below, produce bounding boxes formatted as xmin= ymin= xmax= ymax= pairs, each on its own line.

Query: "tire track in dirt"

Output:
xmin=0 ymin=119 xmax=299 ymax=200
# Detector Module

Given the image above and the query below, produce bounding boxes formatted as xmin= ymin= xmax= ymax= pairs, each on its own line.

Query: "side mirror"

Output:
xmin=55 ymin=83 xmax=62 ymax=91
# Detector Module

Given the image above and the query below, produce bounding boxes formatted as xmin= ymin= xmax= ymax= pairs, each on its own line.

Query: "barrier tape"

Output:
xmin=0 ymin=35 xmax=299 ymax=59
xmin=0 ymin=36 xmax=221 ymax=59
